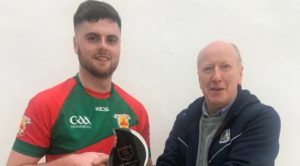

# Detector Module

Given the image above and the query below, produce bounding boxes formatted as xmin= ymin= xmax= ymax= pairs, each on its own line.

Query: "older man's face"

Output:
xmin=197 ymin=41 xmax=243 ymax=113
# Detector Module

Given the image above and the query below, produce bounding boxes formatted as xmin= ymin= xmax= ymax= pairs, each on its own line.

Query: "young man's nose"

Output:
xmin=97 ymin=39 xmax=108 ymax=49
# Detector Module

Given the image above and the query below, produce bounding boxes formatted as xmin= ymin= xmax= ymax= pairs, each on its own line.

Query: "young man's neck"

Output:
xmin=78 ymin=70 xmax=112 ymax=93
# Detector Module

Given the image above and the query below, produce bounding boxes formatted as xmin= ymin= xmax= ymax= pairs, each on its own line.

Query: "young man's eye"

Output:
xmin=87 ymin=36 xmax=99 ymax=43
xmin=106 ymin=36 xmax=119 ymax=45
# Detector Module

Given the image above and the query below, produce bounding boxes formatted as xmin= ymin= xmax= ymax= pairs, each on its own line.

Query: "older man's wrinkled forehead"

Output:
xmin=197 ymin=41 xmax=242 ymax=67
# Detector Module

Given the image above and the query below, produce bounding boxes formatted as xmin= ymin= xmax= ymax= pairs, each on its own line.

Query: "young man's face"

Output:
xmin=73 ymin=18 xmax=121 ymax=79
xmin=197 ymin=42 xmax=243 ymax=113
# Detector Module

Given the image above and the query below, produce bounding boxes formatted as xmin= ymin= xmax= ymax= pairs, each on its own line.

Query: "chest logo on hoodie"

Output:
xmin=219 ymin=129 xmax=231 ymax=144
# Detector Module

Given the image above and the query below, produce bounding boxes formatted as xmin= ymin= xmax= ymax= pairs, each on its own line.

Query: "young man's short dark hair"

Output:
xmin=73 ymin=0 xmax=121 ymax=29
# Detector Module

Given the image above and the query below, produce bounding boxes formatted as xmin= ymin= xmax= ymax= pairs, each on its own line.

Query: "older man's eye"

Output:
xmin=202 ymin=67 xmax=213 ymax=74
xmin=221 ymin=64 xmax=231 ymax=71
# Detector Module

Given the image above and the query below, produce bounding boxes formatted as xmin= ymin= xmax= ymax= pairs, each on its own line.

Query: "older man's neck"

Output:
xmin=206 ymin=104 xmax=223 ymax=116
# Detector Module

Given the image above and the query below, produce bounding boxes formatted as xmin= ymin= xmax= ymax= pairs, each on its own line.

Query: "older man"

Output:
xmin=157 ymin=41 xmax=280 ymax=166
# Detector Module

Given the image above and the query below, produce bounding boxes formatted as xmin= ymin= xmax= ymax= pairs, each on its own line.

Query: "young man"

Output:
xmin=157 ymin=41 xmax=280 ymax=166
xmin=7 ymin=1 xmax=152 ymax=165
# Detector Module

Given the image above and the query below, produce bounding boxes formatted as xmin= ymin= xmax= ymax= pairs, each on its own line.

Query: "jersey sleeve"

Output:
xmin=13 ymin=95 xmax=53 ymax=158
xmin=12 ymin=78 xmax=75 ymax=158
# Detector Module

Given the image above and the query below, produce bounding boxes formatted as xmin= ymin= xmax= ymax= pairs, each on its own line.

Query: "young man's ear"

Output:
xmin=73 ymin=36 xmax=78 ymax=54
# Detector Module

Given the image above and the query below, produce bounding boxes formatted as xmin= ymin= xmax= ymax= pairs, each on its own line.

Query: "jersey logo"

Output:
xmin=18 ymin=115 xmax=31 ymax=135
xmin=69 ymin=116 xmax=92 ymax=129
xmin=95 ymin=106 xmax=109 ymax=112
xmin=219 ymin=129 xmax=231 ymax=144
xmin=114 ymin=114 xmax=131 ymax=128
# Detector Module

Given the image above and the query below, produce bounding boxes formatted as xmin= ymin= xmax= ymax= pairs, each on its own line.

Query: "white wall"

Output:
xmin=1 ymin=0 xmax=299 ymax=165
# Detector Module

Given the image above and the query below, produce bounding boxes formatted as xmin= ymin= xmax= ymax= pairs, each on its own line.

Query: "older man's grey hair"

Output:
xmin=230 ymin=43 xmax=242 ymax=65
